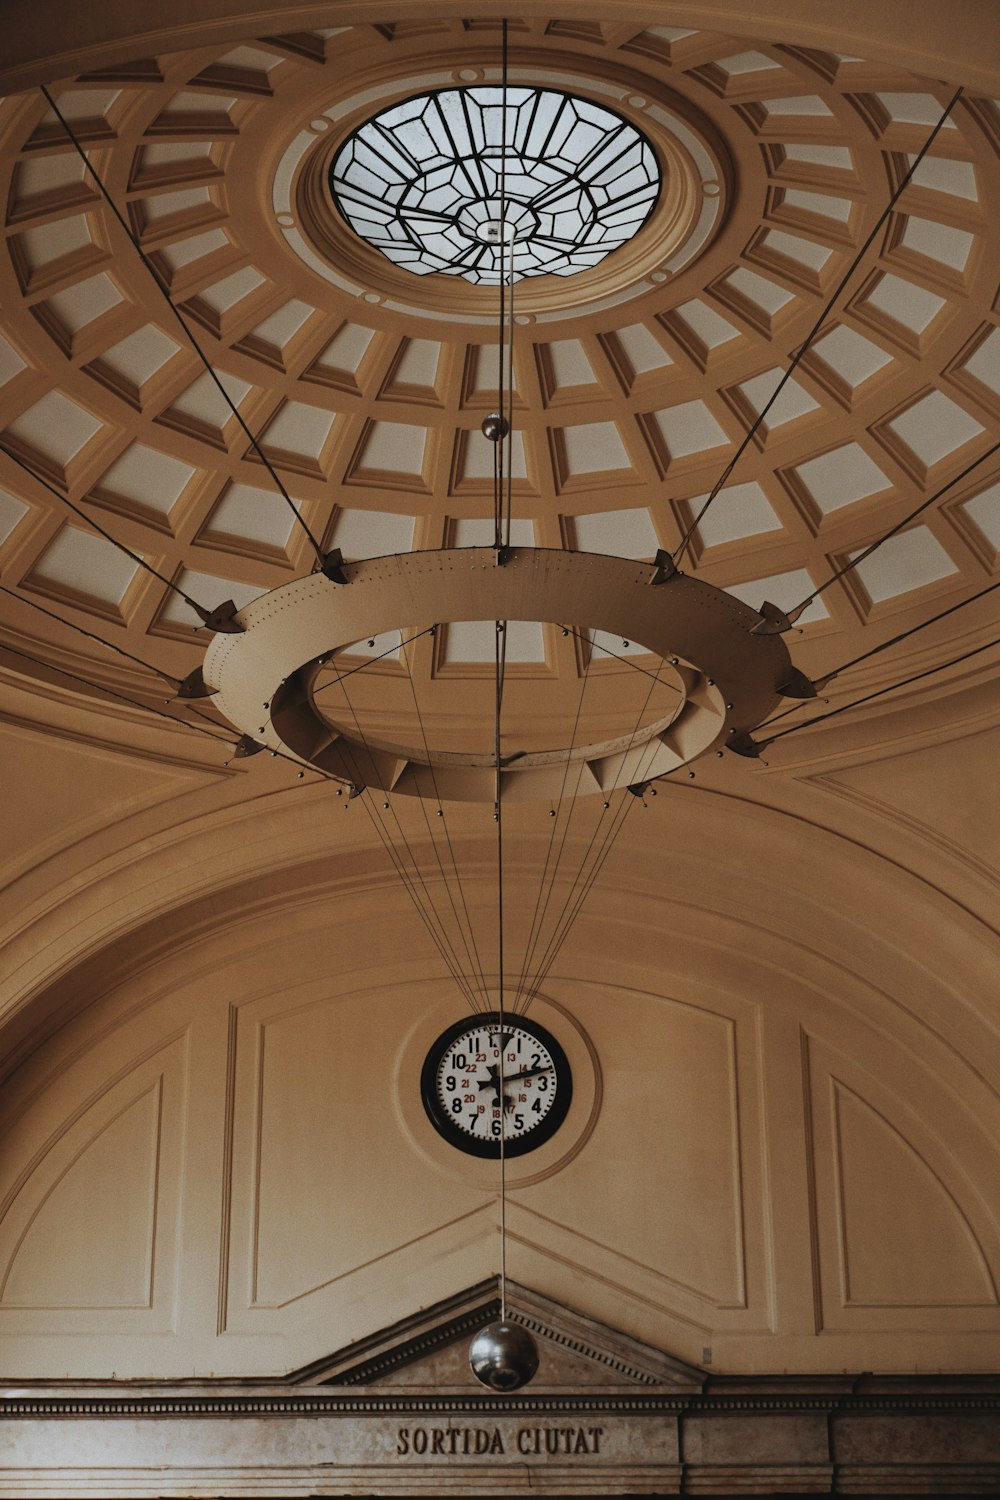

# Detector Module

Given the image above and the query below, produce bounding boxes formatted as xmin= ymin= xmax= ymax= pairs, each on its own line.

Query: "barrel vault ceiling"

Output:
xmin=0 ymin=4 xmax=998 ymax=1385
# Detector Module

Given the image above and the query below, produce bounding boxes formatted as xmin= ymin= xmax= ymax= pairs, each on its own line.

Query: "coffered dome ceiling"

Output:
xmin=1 ymin=6 xmax=1000 ymax=1401
xmin=0 ymin=15 xmax=997 ymax=745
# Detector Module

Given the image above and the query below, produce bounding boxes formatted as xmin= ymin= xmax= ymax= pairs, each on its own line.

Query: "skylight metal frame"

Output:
xmin=328 ymin=86 xmax=662 ymax=284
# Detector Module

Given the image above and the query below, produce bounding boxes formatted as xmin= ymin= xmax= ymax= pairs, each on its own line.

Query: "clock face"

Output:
xmin=420 ymin=1012 xmax=572 ymax=1159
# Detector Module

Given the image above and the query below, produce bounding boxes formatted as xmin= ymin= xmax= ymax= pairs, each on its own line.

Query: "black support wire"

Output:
xmin=518 ymin=744 xmax=671 ymax=1017
xmin=515 ymin=650 xmax=673 ymax=1015
xmin=0 ymin=440 xmax=211 ymax=618
xmin=755 ymin=575 xmax=1000 ymax=734
xmin=398 ymin=629 xmax=493 ymax=1013
xmin=785 ymin=437 xmax=1000 ymax=620
xmin=0 ymin=583 xmax=181 ymax=686
xmin=510 ymin=639 xmax=597 ymax=1013
xmin=756 ymin=633 xmax=1000 ymax=752
xmin=311 ymin=625 xmax=438 ymax=699
xmin=322 ymin=654 xmax=488 ymax=1013
xmin=494 ymin=19 xmax=509 ymax=553
xmin=0 ymin=642 xmax=235 ymax=748
xmin=673 ymin=85 xmax=965 ymax=567
xmin=39 ymin=84 xmax=327 ymax=570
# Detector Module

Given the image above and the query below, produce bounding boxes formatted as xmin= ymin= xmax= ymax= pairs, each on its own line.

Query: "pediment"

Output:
xmin=289 ymin=1279 xmax=703 ymax=1392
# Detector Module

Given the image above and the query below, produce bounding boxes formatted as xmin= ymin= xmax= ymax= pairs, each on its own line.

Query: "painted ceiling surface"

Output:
xmin=0 ymin=18 xmax=996 ymax=717
xmin=0 ymin=11 xmax=999 ymax=1394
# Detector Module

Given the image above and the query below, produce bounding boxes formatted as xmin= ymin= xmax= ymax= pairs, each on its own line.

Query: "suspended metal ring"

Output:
xmin=202 ymin=547 xmax=793 ymax=801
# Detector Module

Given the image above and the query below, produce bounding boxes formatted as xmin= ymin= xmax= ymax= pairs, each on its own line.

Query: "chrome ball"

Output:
xmin=481 ymin=411 xmax=510 ymax=442
xmin=469 ymin=1319 xmax=539 ymax=1391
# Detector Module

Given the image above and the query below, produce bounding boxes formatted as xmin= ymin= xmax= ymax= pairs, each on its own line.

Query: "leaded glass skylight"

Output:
xmin=329 ymin=87 xmax=661 ymax=284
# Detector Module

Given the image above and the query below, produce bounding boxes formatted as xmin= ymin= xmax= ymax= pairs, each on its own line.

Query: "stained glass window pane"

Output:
xmin=329 ymin=87 xmax=661 ymax=284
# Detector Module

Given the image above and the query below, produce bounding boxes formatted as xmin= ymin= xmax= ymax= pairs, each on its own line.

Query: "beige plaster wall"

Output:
xmin=1 ymin=756 xmax=998 ymax=1380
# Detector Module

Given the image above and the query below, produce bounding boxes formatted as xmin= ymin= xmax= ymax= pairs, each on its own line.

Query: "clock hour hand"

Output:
xmin=477 ymin=1065 xmax=518 ymax=1112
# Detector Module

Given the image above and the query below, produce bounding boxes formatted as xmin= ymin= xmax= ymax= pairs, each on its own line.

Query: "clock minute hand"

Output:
xmin=505 ymin=1064 xmax=555 ymax=1084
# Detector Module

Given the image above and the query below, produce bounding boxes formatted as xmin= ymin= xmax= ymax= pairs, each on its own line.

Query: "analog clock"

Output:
xmin=421 ymin=1012 xmax=572 ymax=1158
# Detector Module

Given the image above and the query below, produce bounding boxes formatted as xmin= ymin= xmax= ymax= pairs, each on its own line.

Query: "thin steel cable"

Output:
xmin=398 ymin=629 xmax=493 ymax=1013
xmin=559 ymin=623 xmax=688 ymax=688
xmin=759 ymin=633 xmax=1000 ymax=749
xmin=511 ymin=753 xmax=596 ymax=1018
xmin=315 ymin=705 xmax=483 ymax=1009
xmin=787 ymin=437 xmax=1000 ymax=616
xmin=515 ymin=639 xmax=674 ymax=1013
xmin=0 ymin=440 xmax=209 ymax=615
xmin=356 ymin=789 xmax=486 ymax=1009
xmin=518 ymin=785 xmax=630 ymax=1014
xmin=312 ymin=626 xmax=438 ymax=698
xmin=673 ymin=85 xmax=965 ymax=568
xmin=0 ymin=584 xmax=181 ymax=685
xmin=755 ymin=575 xmax=1000 ymax=733
xmin=498 ymin=18 xmax=509 ymax=1322
xmin=39 ymin=84 xmax=326 ymax=568
xmin=519 ymin=650 xmax=669 ymax=1010
xmin=326 ymin=656 xmax=485 ymax=1011
xmin=504 ymin=173 xmax=516 ymax=556
xmin=511 ymin=640 xmax=597 ymax=1013
xmin=0 ymin=642 xmax=235 ymax=747
xmin=522 ymin=730 xmax=678 ymax=1011
xmin=494 ymin=587 xmax=507 ymax=1313
xmin=495 ymin=23 xmax=508 ymax=555
xmin=323 ymin=666 xmax=480 ymax=1005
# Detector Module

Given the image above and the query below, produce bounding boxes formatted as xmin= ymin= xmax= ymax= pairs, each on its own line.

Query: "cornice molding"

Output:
xmin=2 ymin=1 xmax=999 ymax=95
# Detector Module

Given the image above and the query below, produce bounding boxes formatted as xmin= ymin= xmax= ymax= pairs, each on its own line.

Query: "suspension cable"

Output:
xmin=399 ymin=629 xmax=493 ymax=1013
xmin=673 ymin=85 xmax=965 ymax=567
xmin=39 ymin=84 xmax=327 ymax=569
xmin=0 ymin=440 xmax=210 ymax=616
xmin=756 ymin=633 xmax=1000 ymax=750
xmin=0 ymin=641 xmax=234 ymax=747
xmin=0 ymin=583 xmax=181 ymax=685
xmin=324 ymin=654 xmax=486 ymax=1012
xmin=786 ymin=438 xmax=1000 ymax=619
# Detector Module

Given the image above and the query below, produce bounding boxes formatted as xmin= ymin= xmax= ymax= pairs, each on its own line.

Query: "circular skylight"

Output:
xmin=329 ymin=87 xmax=661 ymax=284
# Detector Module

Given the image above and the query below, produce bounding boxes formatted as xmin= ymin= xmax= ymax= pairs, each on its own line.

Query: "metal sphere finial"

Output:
xmin=469 ymin=1319 xmax=539 ymax=1391
xmin=481 ymin=411 xmax=510 ymax=442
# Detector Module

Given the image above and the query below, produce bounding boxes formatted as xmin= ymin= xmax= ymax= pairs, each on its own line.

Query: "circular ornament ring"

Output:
xmin=202 ymin=548 xmax=793 ymax=802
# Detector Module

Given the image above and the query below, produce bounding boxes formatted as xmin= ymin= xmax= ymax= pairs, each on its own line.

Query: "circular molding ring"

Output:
xmin=278 ymin=56 xmax=729 ymax=323
xmin=203 ymin=548 xmax=793 ymax=802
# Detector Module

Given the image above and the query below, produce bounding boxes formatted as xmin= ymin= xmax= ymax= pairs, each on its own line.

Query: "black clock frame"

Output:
xmin=420 ymin=1011 xmax=573 ymax=1159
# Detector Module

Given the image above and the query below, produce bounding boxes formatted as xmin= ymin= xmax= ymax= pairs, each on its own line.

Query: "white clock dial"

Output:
xmin=421 ymin=1012 xmax=572 ymax=1158
xmin=436 ymin=1023 xmax=558 ymax=1144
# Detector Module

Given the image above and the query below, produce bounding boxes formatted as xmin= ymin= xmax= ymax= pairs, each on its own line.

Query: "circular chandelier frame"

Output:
xmin=202 ymin=546 xmax=794 ymax=802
